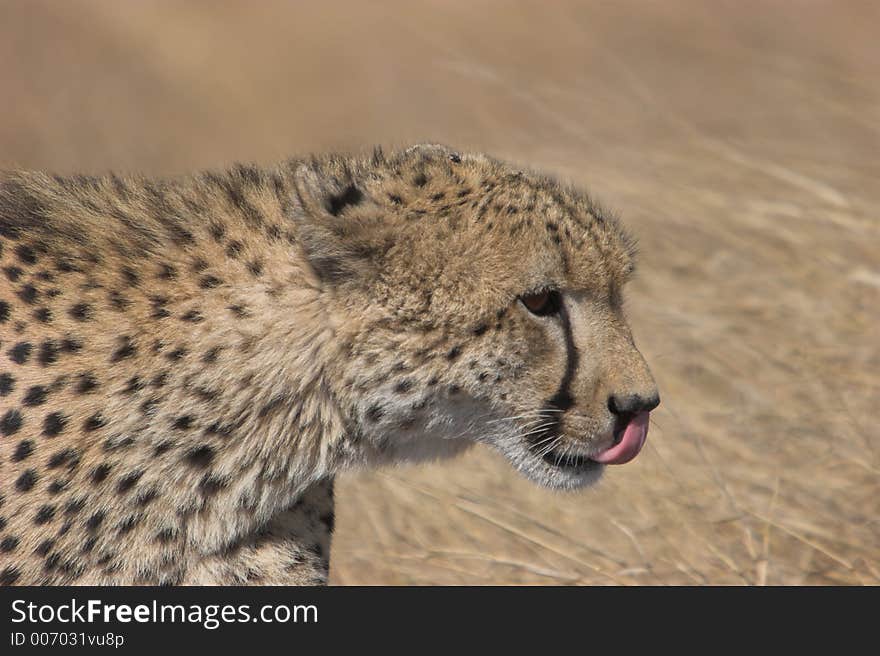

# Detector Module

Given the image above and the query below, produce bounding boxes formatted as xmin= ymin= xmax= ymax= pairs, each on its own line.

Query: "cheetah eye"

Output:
xmin=519 ymin=289 xmax=562 ymax=316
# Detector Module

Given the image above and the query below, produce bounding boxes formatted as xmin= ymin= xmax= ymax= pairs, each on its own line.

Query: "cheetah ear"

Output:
xmin=293 ymin=161 xmax=387 ymax=285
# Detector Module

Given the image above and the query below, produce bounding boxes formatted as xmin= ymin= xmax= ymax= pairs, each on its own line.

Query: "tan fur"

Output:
xmin=0 ymin=144 xmax=656 ymax=585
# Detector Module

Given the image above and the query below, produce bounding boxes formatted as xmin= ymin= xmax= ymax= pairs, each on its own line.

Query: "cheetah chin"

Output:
xmin=489 ymin=409 xmax=652 ymax=490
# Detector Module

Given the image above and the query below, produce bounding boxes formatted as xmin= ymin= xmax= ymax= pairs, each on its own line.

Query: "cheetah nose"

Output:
xmin=607 ymin=392 xmax=660 ymax=416
xmin=594 ymin=391 xmax=659 ymax=465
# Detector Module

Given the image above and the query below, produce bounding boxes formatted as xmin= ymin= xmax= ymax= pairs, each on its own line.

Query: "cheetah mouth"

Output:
xmin=540 ymin=450 xmax=596 ymax=471
xmin=534 ymin=411 xmax=651 ymax=472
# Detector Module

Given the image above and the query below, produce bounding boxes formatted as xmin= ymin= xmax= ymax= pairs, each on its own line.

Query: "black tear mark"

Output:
xmin=527 ymin=300 xmax=579 ymax=450
xmin=326 ymin=185 xmax=364 ymax=216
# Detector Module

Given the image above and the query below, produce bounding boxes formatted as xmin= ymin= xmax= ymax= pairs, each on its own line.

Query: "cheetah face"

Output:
xmin=295 ymin=145 xmax=659 ymax=490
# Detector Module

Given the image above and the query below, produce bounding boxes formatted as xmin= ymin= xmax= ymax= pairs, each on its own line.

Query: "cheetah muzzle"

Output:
xmin=0 ymin=143 xmax=658 ymax=585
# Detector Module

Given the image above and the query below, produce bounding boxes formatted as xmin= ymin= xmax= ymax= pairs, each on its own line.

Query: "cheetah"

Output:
xmin=0 ymin=144 xmax=659 ymax=586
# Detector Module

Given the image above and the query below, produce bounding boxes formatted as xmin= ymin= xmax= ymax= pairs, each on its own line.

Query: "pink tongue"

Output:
xmin=591 ymin=411 xmax=650 ymax=465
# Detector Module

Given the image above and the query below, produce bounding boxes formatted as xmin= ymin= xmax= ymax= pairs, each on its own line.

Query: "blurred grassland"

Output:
xmin=1 ymin=0 xmax=877 ymax=584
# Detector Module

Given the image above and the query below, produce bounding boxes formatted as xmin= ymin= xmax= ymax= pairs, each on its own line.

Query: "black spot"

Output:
xmin=43 ymin=412 xmax=67 ymax=437
xmin=199 ymin=275 xmax=222 ymax=289
xmin=266 ymin=224 xmax=282 ymax=241
xmin=35 ymin=539 xmax=55 ymax=556
xmin=151 ymin=372 xmax=168 ymax=388
xmin=44 ymin=552 xmax=61 ymax=569
xmin=3 ymin=266 xmax=23 ymax=282
xmin=1 ymin=409 xmax=23 ymax=435
xmin=366 ymin=404 xmax=385 ymax=422
xmin=37 ymin=340 xmax=59 ymax=366
xmin=23 ymin=385 xmax=48 ymax=406
xmin=75 ymin=373 xmax=99 ymax=394
xmin=158 ymin=263 xmax=177 ymax=280
xmin=122 ymin=376 xmax=144 ymax=394
xmin=388 ymin=193 xmax=403 ymax=205
xmin=326 ymin=185 xmax=364 ymax=216
xmin=116 ymin=470 xmax=144 ymax=494
xmin=198 ymin=474 xmax=228 ymax=495
xmin=16 ymin=469 xmax=38 ymax=491
xmin=47 ymin=448 xmax=77 ymax=469
xmin=472 ymin=323 xmax=489 ymax=336
xmin=172 ymin=415 xmax=194 ymax=430
xmin=111 ymin=336 xmax=136 ymax=362
xmin=153 ymin=441 xmax=172 ymax=456
xmin=117 ymin=515 xmax=139 ymax=534
xmin=33 ymin=306 xmax=52 ymax=323
xmin=413 ymin=172 xmax=428 ymax=187
xmin=136 ymin=488 xmax=159 ymax=506
xmin=193 ymin=387 xmax=217 ymax=402
xmin=48 ymin=480 xmax=67 ymax=494
xmin=156 ymin=528 xmax=176 ymax=543
xmin=15 ymin=243 xmax=38 ymax=265
xmin=181 ymin=310 xmax=203 ymax=323
xmin=108 ymin=290 xmax=130 ymax=311
xmin=0 ymin=517 xmax=5 ymax=531
xmin=91 ymin=463 xmax=112 ymax=484
xmin=394 ymin=379 xmax=413 ymax=393
xmin=83 ymin=413 xmax=107 ymax=432
xmin=86 ymin=511 xmax=105 ymax=531
xmin=209 ymin=222 xmax=226 ymax=242
xmin=8 ymin=341 xmax=32 ymax=364
xmin=12 ymin=440 xmax=34 ymax=461
xmin=204 ymin=421 xmax=233 ymax=438
xmin=0 ymin=373 xmax=14 ymax=396
xmin=0 ymin=537 xmax=19 ymax=553
xmin=69 ymin=303 xmax=93 ymax=321
xmin=120 ymin=266 xmax=139 ymax=287
xmin=65 ymin=498 xmax=86 ymax=515
xmin=446 ymin=345 xmax=462 ymax=361
xmin=61 ymin=336 xmax=83 ymax=353
xmin=184 ymin=445 xmax=215 ymax=468
xmin=151 ymin=297 xmax=170 ymax=319
xmin=258 ymin=393 xmax=287 ymax=418
xmin=247 ymin=260 xmax=263 ymax=276
xmin=225 ymin=240 xmax=243 ymax=258
xmin=449 ymin=153 xmax=462 ymax=163
xmin=229 ymin=305 xmax=251 ymax=320
xmin=34 ymin=505 xmax=56 ymax=525
xmin=103 ymin=435 xmax=134 ymax=452
xmin=202 ymin=346 xmax=221 ymax=364
xmin=16 ymin=284 xmax=38 ymax=304
xmin=167 ymin=347 xmax=187 ymax=361
xmin=448 ymin=384 xmax=461 ymax=395
xmin=82 ymin=536 xmax=97 ymax=553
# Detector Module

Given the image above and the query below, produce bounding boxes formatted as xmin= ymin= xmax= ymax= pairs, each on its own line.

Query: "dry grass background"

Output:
xmin=1 ymin=0 xmax=877 ymax=585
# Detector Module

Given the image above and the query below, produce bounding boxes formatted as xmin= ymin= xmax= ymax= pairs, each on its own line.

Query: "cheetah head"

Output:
xmin=293 ymin=144 xmax=659 ymax=490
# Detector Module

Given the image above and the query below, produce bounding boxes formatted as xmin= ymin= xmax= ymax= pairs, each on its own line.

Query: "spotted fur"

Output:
xmin=0 ymin=144 xmax=656 ymax=585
